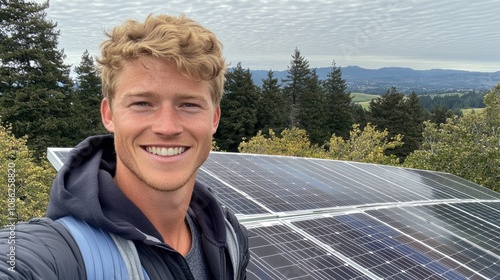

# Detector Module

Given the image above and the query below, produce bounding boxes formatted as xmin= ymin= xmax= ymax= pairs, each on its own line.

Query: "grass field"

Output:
xmin=351 ymin=92 xmax=379 ymax=109
xmin=351 ymin=92 xmax=485 ymax=112
xmin=462 ymin=108 xmax=485 ymax=114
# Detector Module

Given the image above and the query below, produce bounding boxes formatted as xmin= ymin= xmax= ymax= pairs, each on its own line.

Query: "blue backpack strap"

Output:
xmin=56 ymin=216 xmax=130 ymax=280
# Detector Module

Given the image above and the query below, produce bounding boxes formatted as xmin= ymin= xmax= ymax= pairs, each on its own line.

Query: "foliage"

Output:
xmin=211 ymin=140 xmax=223 ymax=152
xmin=239 ymin=124 xmax=403 ymax=165
xmin=404 ymin=84 xmax=500 ymax=191
xmin=0 ymin=122 xmax=55 ymax=227
xmin=238 ymin=128 xmax=325 ymax=158
xmin=327 ymin=123 xmax=403 ymax=165
xmin=215 ymin=62 xmax=259 ymax=152
xmin=0 ymin=0 xmax=74 ymax=158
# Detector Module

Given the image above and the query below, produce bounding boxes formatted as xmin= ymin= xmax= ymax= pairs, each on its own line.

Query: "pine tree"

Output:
xmin=369 ymin=88 xmax=427 ymax=160
xmin=351 ymin=103 xmax=369 ymax=129
xmin=322 ymin=61 xmax=354 ymax=139
xmin=403 ymin=92 xmax=427 ymax=155
xmin=282 ymin=48 xmax=311 ymax=127
xmin=71 ymin=50 xmax=106 ymax=138
xmin=256 ymin=70 xmax=287 ymax=135
xmin=215 ymin=62 xmax=259 ymax=152
xmin=430 ymin=105 xmax=454 ymax=124
xmin=0 ymin=0 xmax=74 ymax=158
xmin=297 ymin=69 xmax=328 ymax=145
xmin=368 ymin=87 xmax=409 ymax=160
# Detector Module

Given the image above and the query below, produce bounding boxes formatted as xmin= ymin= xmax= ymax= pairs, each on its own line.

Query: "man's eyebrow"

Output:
xmin=121 ymin=91 xmax=156 ymax=99
xmin=177 ymin=92 xmax=206 ymax=100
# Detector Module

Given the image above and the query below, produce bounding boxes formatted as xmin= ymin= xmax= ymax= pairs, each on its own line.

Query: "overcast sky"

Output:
xmin=39 ymin=0 xmax=500 ymax=72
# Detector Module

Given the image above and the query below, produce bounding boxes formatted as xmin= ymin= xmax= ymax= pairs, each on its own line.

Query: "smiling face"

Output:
xmin=101 ymin=57 xmax=220 ymax=193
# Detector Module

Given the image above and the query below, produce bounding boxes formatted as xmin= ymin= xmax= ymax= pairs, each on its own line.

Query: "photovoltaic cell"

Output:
xmin=247 ymin=223 xmax=370 ymax=280
xmin=392 ymin=167 xmax=500 ymax=200
xmin=201 ymin=154 xmax=363 ymax=212
xmin=202 ymin=153 xmax=431 ymax=213
xmin=407 ymin=204 xmax=500 ymax=257
xmin=196 ymin=170 xmax=269 ymax=215
xmin=367 ymin=207 xmax=500 ymax=279
xmin=294 ymin=214 xmax=477 ymax=279
xmin=345 ymin=162 xmax=475 ymax=200
xmin=452 ymin=202 xmax=500 ymax=225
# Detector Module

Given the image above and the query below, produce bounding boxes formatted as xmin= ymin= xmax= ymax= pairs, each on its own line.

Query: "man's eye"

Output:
xmin=133 ymin=102 xmax=150 ymax=107
xmin=183 ymin=103 xmax=199 ymax=108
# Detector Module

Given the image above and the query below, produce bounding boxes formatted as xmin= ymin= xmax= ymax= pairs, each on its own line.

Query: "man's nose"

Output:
xmin=151 ymin=106 xmax=183 ymax=135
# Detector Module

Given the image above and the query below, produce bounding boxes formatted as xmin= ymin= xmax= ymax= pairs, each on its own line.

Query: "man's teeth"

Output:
xmin=146 ymin=147 xmax=185 ymax=156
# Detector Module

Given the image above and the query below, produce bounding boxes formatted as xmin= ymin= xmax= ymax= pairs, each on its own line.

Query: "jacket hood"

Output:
xmin=46 ymin=135 xmax=226 ymax=245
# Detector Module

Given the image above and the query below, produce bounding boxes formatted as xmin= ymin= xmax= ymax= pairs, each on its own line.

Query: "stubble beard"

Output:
xmin=120 ymin=156 xmax=198 ymax=193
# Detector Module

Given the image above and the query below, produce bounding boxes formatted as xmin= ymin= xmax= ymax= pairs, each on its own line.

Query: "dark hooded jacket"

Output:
xmin=0 ymin=135 xmax=249 ymax=279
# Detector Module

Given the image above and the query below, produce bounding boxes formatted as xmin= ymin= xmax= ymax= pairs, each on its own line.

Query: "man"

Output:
xmin=0 ymin=14 xmax=249 ymax=279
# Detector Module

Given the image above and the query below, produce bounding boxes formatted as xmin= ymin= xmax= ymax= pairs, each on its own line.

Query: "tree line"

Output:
xmin=419 ymin=91 xmax=485 ymax=112
xmin=217 ymin=55 xmax=434 ymax=163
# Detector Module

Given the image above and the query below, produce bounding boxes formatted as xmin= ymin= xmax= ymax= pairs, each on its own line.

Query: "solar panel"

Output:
xmin=246 ymin=221 xmax=372 ymax=279
xmin=47 ymin=148 xmax=500 ymax=279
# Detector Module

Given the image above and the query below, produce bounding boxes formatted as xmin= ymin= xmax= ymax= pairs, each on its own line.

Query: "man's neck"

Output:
xmin=114 ymin=173 xmax=195 ymax=255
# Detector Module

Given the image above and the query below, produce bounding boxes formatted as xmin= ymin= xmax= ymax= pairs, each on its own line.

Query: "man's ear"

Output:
xmin=212 ymin=105 xmax=221 ymax=135
xmin=101 ymin=98 xmax=115 ymax=133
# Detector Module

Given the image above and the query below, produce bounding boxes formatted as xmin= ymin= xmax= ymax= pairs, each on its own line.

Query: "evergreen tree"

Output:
xmin=351 ymin=103 xmax=369 ymax=129
xmin=0 ymin=0 xmax=74 ymax=158
xmin=430 ymin=105 xmax=454 ymax=124
xmin=71 ymin=50 xmax=106 ymax=138
xmin=297 ymin=69 xmax=328 ymax=145
xmin=322 ymin=61 xmax=354 ymax=139
xmin=215 ymin=62 xmax=259 ymax=152
xmin=368 ymin=87 xmax=410 ymax=160
xmin=403 ymin=92 xmax=427 ymax=154
xmin=256 ymin=70 xmax=287 ymax=135
xmin=282 ymin=48 xmax=311 ymax=127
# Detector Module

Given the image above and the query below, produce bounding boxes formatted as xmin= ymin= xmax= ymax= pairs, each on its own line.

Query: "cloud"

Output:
xmin=39 ymin=0 xmax=500 ymax=72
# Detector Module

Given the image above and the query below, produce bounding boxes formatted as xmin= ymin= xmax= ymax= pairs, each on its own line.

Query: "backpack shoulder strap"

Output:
xmin=109 ymin=232 xmax=147 ymax=280
xmin=56 ymin=216 xmax=147 ymax=280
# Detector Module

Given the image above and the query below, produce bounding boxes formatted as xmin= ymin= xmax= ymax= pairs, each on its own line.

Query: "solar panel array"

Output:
xmin=47 ymin=149 xmax=500 ymax=280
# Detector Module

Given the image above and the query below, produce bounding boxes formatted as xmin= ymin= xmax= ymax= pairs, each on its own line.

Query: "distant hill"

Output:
xmin=247 ymin=66 xmax=500 ymax=94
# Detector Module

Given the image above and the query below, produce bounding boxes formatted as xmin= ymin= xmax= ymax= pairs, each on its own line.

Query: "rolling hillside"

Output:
xmin=249 ymin=66 xmax=500 ymax=94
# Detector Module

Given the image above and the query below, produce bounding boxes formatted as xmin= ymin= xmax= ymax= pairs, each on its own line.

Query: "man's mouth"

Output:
xmin=146 ymin=146 xmax=186 ymax=157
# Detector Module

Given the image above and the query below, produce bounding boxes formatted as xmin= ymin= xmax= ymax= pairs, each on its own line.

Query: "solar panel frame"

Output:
xmin=47 ymin=147 xmax=73 ymax=171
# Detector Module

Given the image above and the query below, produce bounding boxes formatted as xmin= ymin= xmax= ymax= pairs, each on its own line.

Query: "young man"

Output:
xmin=0 ymin=14 xmax=249 ymax=279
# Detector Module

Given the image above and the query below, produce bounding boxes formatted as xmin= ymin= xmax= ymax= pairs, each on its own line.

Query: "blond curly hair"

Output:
xmin=97 ymin=14 xmax=226 ymax=105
